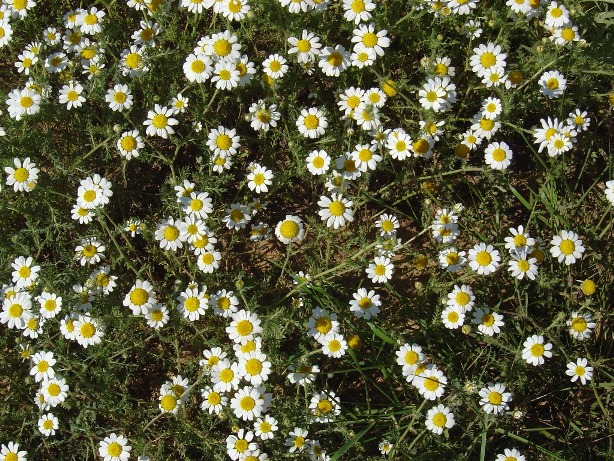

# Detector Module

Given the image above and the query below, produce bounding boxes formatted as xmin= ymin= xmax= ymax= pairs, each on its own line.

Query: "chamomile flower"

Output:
xmin=5 ymin=157 xmax=39 ymax=192
xmin=342 ymin=0 xmax=375 ymax=23
xmin=226 ymin=429 xmax=257 ymax=461
xmin=567 ymin=109 xmax=590 ymax=132
xmin=74 ymin=314 xmax=104 ymax=348
xmin=159 ymin=386 xmax=181 ymax=414
xmin=551 ymin=23 xmax=580 ymax=46
xmin=0 ymin=442 xmax=27 ymax=461
xmin=211 ymin=289 xmax=239 ymax=318
xmin=262 ymin=53 xmax=288 ymax=80
xmin=386 ymin=129 xmax=412 ymax=160
xmin=6 ymin=87 xmax=41 ymax=120
xmin=550 ymin=230 xmax=584 ymax=265
xmin=566 ymin=357 xmax=593 ymax=385
xmin=207 ymin=125 xmax=240 ymax=157
xmin=416 ymin=366 xmax=447 ymax=400
xmin=204 ymin=30 xmax=242 ymax=61
xmin=176 ymin=284 xmax=208 ymax=321
xmin=484 ymin=141 xmax=513 ymax=170
xmin=567 ymin=311 xmax=596 ymax=340
xmin=350 ymin=43 xmax=376 ymax=68
xmin=11 ymin=255 xmax=40 ymax=289
xmin=307 ymin=307 xmax=339 ymax=340
xmin=155 ymin=216 xmax=184 ymax=251
xmin=508 ymin=250 xmax=538 ymax=280
xmin=447 ymin=285 xmax=475 ymax=312
xmin=349 ymin=288 xmax=381 ymax=319
xmin=438 ymin=247 xmax=466 ymax=273
xmin=212 ymin=58 xmax=241 ymax=90
xmin=145 ymin=303 xmax=169 ymax=329
xmin=38 ymin=412 xmax=59 ymax=437
xmin=227 ymin=309 xmax=262 ymax=343
xmin=411 ymin=135 xmax=435 ymax=158
xmin=275 ymin=215 xmax=305 ymax=244
xmin=288 ymin=362 xmax=319 ymax=386
xmin=132 ymin=20 xmax=159 ymax=46
xmin=441 ymin=305 xmax=465 ymax=329
xmin=351 ymin=143 xmax=381 ymax=171
xmin=123 ymin=279 xmax=157 ymax=315
xmin=106 ymin=84 xmax=133 ymax=112
xmin=288 ymin=30 xmax=322 ymax=63
xmin=545 ymin=1 xmax=569 ymax=28
xmin=539 ymin=70 xmax=566 ymax=99
xmin=74 ymin=238 xmax=105 ymax=266
xmin=351 ymin=22 xmax=389 ymax=57
xmin=144 ymin=104 xmax=178 ymax=138
xmin=0 ymin=21 xmax=13 ymax=48
xmin=425 ymin=404 xmax=455 ymax=434
xmin=379 ymin=440 xmax=393 ymax=455
xmin=254 ymin=415 xmax=278 ymax=440
xmin=297 ymin=107 xmax=327 ymax=139
xmin=366 ymin=255 xmax=393 ymax=283
xmin=472 ymin=307 xmax=504 ymax=336
xmin=310 ymin=391 xmax=341 ymax=422
xmin=14 ymin=50 xmax=37 ymax=75
xmin=306 ymin=150 xmax=331 ymax=175
xmin=495 ymin=448 xmax=526 ymax=461
xmin=41 ymin=376 xmax=69 ymax=408
xmin=120 ymin=45 xmax=148 ymax=77
xmin=98 ymin=433 xmax=131 ymax=461
xmin=45 ymin=51 xmax=68 ymax=72
xmin=117 ymin=130 xmax=144 ymax=160
xmin=247 ymin=164 xmax=273 ymax=194
xmin=470 ymin=42 xmax=507 ymax=78
xmin=77 ymin=7 xmax=105 ymax=35
xmin=320 ymin=332 xmax=348 ymax=358
xmin=286 ymin=428 xmax=309 ymax=453
xmin=30 ymin=350 xmax=56 ymax=382
xmin=504 ymin=225 xmax=535 ymax=253
xmin=200 ymin=386 xmax=227 ymax=414
xmin=223 ymin=203 xmax=252 ymax=230
xmin=522 ymin=334 xmax=552 ymax=366
xmin=221 ymin=0 xmax=250 ymax=20
xmin=238 ymin=351 xmax=271 ymax=385
xmin=183 ymin=53 xmax=213 ymax=83
xmin=468 ymin=243 xmax=500 ymax=275
xmin=279 ymin=0 xmax=314 ymax=13
xmin=479 ymin=383 xmax=512 ymax=415
xmin=317 ymin=194 xmax=354 ymax=229
xmin=88 ymin=265 xmax=117 ymax=295
xmin=318 ymin=45 xmax=350 ymax=77
xmin=200 ymin=347 xmax=227 ymax=369
xmin=231 ymin=385 xmax=265 ymax=421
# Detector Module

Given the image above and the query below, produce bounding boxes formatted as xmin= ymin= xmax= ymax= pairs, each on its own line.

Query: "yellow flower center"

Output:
xmin=546 ymin=78 xmax=559 ymax=90
xmin=559 ymin=239 xmax=575 ymax=255
xmin=447 ymin=311 xmax=459 ymax=323
xmin=14 ymin=167 xmax=30 ymax=182
xmin=279 ymin=220 xmax=299 ymax=239
xmin=240 ymin=396 xmax=255 ymax=411
xmin=214 ymin=39 xmax=231 ymax=57
xmin=423 ymin=376 xmax=440 ymax=391
xmin=151 ymin=310 xmax=163 ymax=321
xmin=228 ymin=0 xmax=242 ymax=13
xmin=550 ymin=7 xmax=562 ymax=18
xmin=491 ymin=148 xmax=506 ymax=162
xmin=125 ymin=53 xmax=141 ymax=69
xmin=517 ymin=260 xmax=530 ymax=272
xmin=530 ymin=343 xmax=544 ymax=356
xmin=432 ymin=413 xmax=447 ymax=427
xmin=130 ymin=288 xmax=149 ymax=306
xmin=328 ymin=201 xmax=345 ymax=217
xmin=315 ymin=317 xmax=332 ymax=334
xmin=160 ymin=394 xmax=177 ymax=411
xmin=245 ymin=358 xmax=262 ymax=375
xmin=561 ymin=28 xmax=575 ymax=41
xmin=184 ymin=297 xmax=200 ymax=312
xmin=351 ymin=0 xmax=365 ymax=12
xmin=575 ymin=366 xmax=585 ymax=376
xmin=191 ymin=60 xmax=205 ymax=73
xmin=303 ymin=114 xmax=320 ymax=130
xmin=316 ymin=399 xmax=333 ymax=415
xmin=580 ymin=280 xmax=596 ymax=295
xmin=163 ymin=225 xmax=179 ymax=241
xmin=84 ymin=14 xmax=98 ymax=25
xmin=482 ymin=313 xmax=495 ymax=326
xmin=327 ymin=52 xmax=342 ymax=66
xmin=37 ymin=361 xmax=49 ymax=372
xmin=48 ymin=383 xmax=61 ymax=396
xmin=362 ymin=32 xmax=378 ymax=48
xmin=20 ymin=96 xmax=34 ymax=108
xmin=217 ymin=297 xmax=231 ymax=311
xmin=374 ymin=264 xmax=387 ymax=276
xmin=236 ymin=319 xmax=253 ymax=336
xmin=480 ymin=119 xmax=495 ymax=131
xmin=107 ymin=442 xmax=122 ymax=457
xmin=446 ymin=253 xmax=459 ymax=265
xmin=152 ymin=114 xmax=168 ymax=129
xmin=488 ymin=391 xmax=502 ymax=405
xmin=413 ymin=138 xmax=430 ymax=154
xmin=121 ymin=136 xmax=137 ymax=151
xmin=571 ymin=317 xmax=587 ymax=332
xmin=43 ymin=419 xmax=54 ymax=429
xmin=80 ymin=322 xmax=95 ymax=338
xmin=207 ymin=392 xmax=221 ymax=405
xmin=9 ymin=304 xmax=23 ymax=317
xmin=113 ymin=92 xmax=127 ymax=104
xmin=328 ymin=339 xmax=341 ymax=352
xmin=475 ymin=251 xmax=492 ymax=266
xmin=480 ymin=52 xmax=496 ymax=68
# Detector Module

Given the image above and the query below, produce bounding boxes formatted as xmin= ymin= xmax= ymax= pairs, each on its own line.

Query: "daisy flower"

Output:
xmin=468 ymin=243 xmax=500 ymax=275
xmin=470 ymin=42 xmax=507 ymax=78
xmin=441 ymin=305 xmax=465 ymax=329
xmin=6 ymin=87 xmax=41 ymax=120
xmin=309 ymin=391 xmax=341 ymax=423
xmin=386 ymin=129 xmax=413 ymax=160
xmin=472 ymin=306 xmax=504 ymax=336
xmin=76 ymin=174 xmax=113 ymax=210
xmin=200 ymin=386 xmax=227 ymax=414
xmin=411 ymin=135 xmax=435 ymax=158
xmin=495 ymin=448 xmax=526 ymax=461
xmin=123 ymin=279 xmax=157 ymax=315
xmin=211 ymin=58 xmax=241 ymax=90
xmin=117 ymin=130 xmax=144 ymax=160
xmin=275 ymin=215 xmax=305 ymax=244
xmin=41 ymin=376 xmax=69 ymax=407
xmin=285 ymin=428 xmax=309 ymax=453
xmin=226 ymin=429 xmax=257 ymax=461
xmin=379 ymin=440 xmax=393 ymax=455
xmin=504 ymin=225 xmax=535 ymax=253
xmin=30 ymin=350 xmax=56 ymax=382
xmin=366 ymin=255 xmax=393 ymax=283
xmin=14 ymin=50 xmax=37 ymax=75
xmin=227 ymin=309 xmax=262 ymax=343
xmin=351 ymin=22 xmax=389 ymax=57
xmin=5 ymin=157 xmax=39 ymax=192
xmin=539 ymin=70 xmax=566 ymax=99
xmin=317 ymin=194 xmax=354 ymax=229
xmin=211 ymin=289 xmax=239 ymax=318
xmin=307 ymin=307 xmax=339 ymax=340
xmin=120 ymin=45 xmax=148 ymax=77
xmin=75 ymin=238 xmax=105 ymax=266
xmin=132 ymin=20 xmax=159 ymax=46
xmin=447 ymin=284 xmax=475 ymax=312
xmin=248 ymin=100 xmax=280 ymax=132
xmin=254 ymin=415 xmax=278 ymax=440
xmin=479 ymin=382 xmax=512 ymax=415
xmin=288 ymin=362 xmax=319 ymax=386
xmin=415 ymin=367 xmax=447 ymax=400
xmin=247 ymin=164 xmax=273 ymax=194
xmin=550 ymin=230 xmax=584 ymax=265
xmin=238 ymin=351 xmax=271 ymax=385
xmin=545 ymin=1 xmax=569 ymax=28
xmin=159 ymin=386 xmax=181 ymax=414
xmin=143 ymin=104 xmax=178 ymax=138
xmin=231 ymin=386 xmax=265 ymax=421
xmin=262 ymin=53 xmax=288 ymax=79
xmin=176 ymin=284 xmax=208 ymax=321
xmin=223 ymin=203 xmax=252 ymax=230
xmin=425 ymin=404 xmax=455 ymax=434
xmin=566 ymin=358 xmax=593 ymax=385
xmin=318 ymin=45 xmax=350 ymax=77
xmin=99 ymin=433 xmax=131 ymax=461
xmin=11 ymin=255 xmax=40 ymax=289
xmin=342 ymin=0 xmax=375 ymax=23
xmin=350 ymin=44 xmax=376 ymax=68
xmin=508 ymin=250 xmax=538 ymax=280
xmin=207 ymin=125 xmax=240 ymax=157
xmin=438 ymin=247 xmax=466 ymax=273
xmin=567 ymin=311 xmax=596 ymax=340
xmin=351 ymin=143 xmax=381 ymax=171
xmin=183 ymin=53 xmax=213 ymax=83
xmin=0 ymin=442 xmax=27 ymax=461
xmin=484 ymin=141 xmax=513 ymax=170
xmin=38 ymin=412 xmax=59 ymax=437
xmin=320 ymin=332 xmax=348 ymax=358
xmin=77 ymin=7 xmax=105 ymax=35
xmin=74 ymin=314 xmax=104 ymax=348
xmin=288 ymin=30 xmax=321 ymax=63
xmin=297 ymin=107 xmax=327 ymax=139
xmin=0 ymin=21 xmax=13 ymax=49
xmin=521 ymin=334 xmax=553 ymax=366
xmin=349 ymin=288 xmax=381 ymax=319
xmin=155 ymin=216 xmax=184 ymax=251
xmin=36 ymin=291 xmax=63 ymax=319
xmin=306 ymin=149 xmax=331 ymax=175
xmin=106 ymin=84 xmax=133 ymax=112
xmin=220 ymin=0 xmax=250 ymax=20
xmin=145 ymin=303 xmax=169 ymax=329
